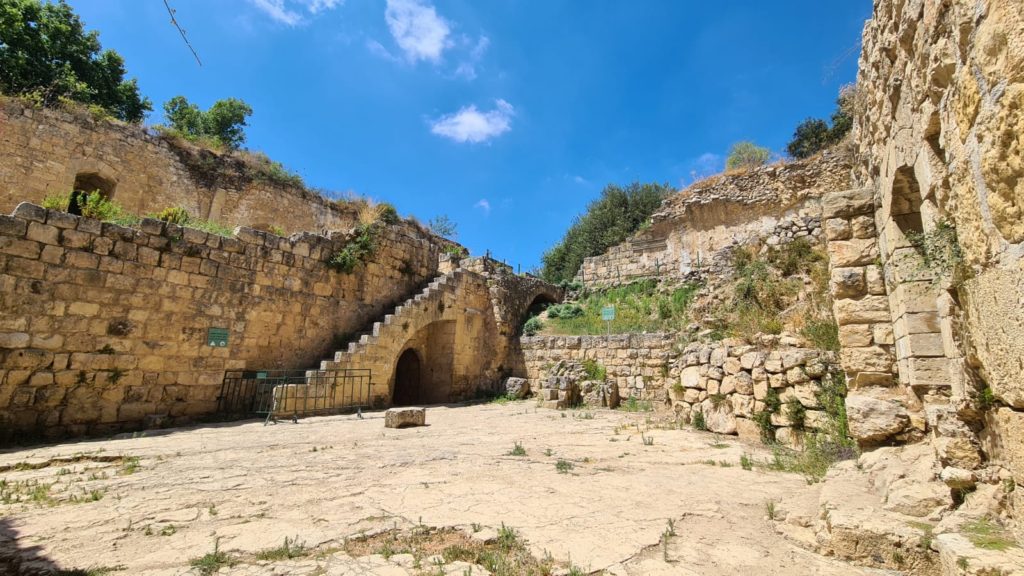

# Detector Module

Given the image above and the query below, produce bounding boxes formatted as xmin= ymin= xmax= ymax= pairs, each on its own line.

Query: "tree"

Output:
xmin=786 ymin=85 xmax=858 ymax=159
xmin=0 ymin=0 xmax=151 ymax=122
xmin=541 ymin=182 xmax=672 ymax=283
xmin=427 ymin=215 xmax=458 ymax=239
xmin=725 ymin=141 xmax=771 ymax=171
xmin=786 ymin=119 xmax=832 ymax=160
xmin=163 ymin=96 xmax=253 ymax=149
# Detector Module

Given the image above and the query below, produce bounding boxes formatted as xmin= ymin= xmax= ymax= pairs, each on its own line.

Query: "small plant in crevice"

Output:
xmin=905 ymin=219 xmax=965 ymax=286
xmin=691 ymin=409 xmax=707 ymax=431
xmin=555 ymin=459 xmax=574 ymax=474
xmin=581 ymin=359 xmax=607 ymax=381
xmin=190 ymin=538 xmax=234 ymax=575
xmin=764 ymin=500 xmax=777 ymax=521
xmin=327 ymin=223 xmax=379 ymax=274
xmin=785 ymin=398 xmax=807 ymax=430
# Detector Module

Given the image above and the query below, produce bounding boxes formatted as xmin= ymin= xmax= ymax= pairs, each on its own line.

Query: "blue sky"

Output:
xmin=68 ymin=0 xmax=870 ymax=271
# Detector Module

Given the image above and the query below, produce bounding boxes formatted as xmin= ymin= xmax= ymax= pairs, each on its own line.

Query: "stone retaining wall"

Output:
xmin=0 ymin=203 xmax=443 ymax=439
xmin=521 ymin=334 xmax=838 ymax=444
xmin=0 ymin=98 xmax=357 ymax=235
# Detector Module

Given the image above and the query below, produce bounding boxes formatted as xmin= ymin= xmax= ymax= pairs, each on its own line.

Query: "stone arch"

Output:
xmin=885 ymin=165 xmax=948 ymax=395
xmin=393 ymin=348 xmax=422 ymax=406
xmin=70 ymin=172 xmax=118 ymax=215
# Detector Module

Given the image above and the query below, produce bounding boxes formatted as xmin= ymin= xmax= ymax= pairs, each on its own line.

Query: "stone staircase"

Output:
xmin=319 ymin=269 xmax=460 ymax=371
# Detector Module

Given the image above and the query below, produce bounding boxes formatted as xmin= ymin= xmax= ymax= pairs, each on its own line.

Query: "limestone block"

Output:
xmin=850 ymin=215 xmax=875 ymax=239
xmin=710 ymin=347 xmax=727 ymax=367
xmin=824 ymin=218 xmax=852 ymax=241
xmin=730 ymin=394 xmax=754 ymax=418
xmin=740 ymin=351 xmax=764 ymax=370
xmin=722 ymin=357 xmax=742 ymax=375
xmin=821 ymin=189 xmax=874 ymax=219
xmin=834 ymin=296 xmax=892 ymax=324
xmin=846 ymin=394 xmax=910 ymax=444
xmin=503 ymin=377 xmax=529 ymax=399
xmin=831 ymin=267 xmax=867 ymax=299
xmin=865 ymin=265 xmax=886 ymax=295
xmin=840 ymin=346 xmax=895 ymax=375
xmin=828 ymin=239 xmax=878 ymax=267
xmin=384 ymin=407 xmax=426 ymax=428
xmin=680 ymin=366 xmax=701 ymax=389
xmin=735 ymin=417 xmax=761 ymax=442
xmin=980 ymin=408 xmax=1024 ymax=480
xmin=700 ymin=400 xmax=736 ymax=435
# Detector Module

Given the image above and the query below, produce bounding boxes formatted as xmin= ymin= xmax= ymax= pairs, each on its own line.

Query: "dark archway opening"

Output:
xmin=393 ymin=348 xmax=422 ymax=406
xmin=521 ymin=293 xmax=559 ymax=335
xmin=892 ymin=166 xmax=924 ymax=239
xmin=70 ymin=172 xmax=117 ymax=216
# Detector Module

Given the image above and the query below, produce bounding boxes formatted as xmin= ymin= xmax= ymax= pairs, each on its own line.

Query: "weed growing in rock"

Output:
xmin=120 ymin=456 xmax=140 ymax=475
xmin=190 ymin=538 xmax=234 ymax=576
xmin=740 ymin=454 xmax=753 ymax=470
xmin=764 ymin=500 xmax=777 ymax=521
xmin=961 ymin=517 xmax=1018 ymax=551
xmin=620 ymin=396 xmax=653 ymax=413
xmin=691 ymin=410 xmax=707 ymax=431
xmin=555 ymin=460 xmax=574 ymax=474
xmin=256 ymin=536 xmax=307 ymax=560
xmin=507 ymin=442 xmax=527 ymax=457
xmin=581 ymin=359 xmax=607 ymax=381
xmin=641 ymin=433 xmax=654 ymax=446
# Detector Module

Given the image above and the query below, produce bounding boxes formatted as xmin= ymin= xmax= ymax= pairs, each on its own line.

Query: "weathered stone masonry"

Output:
xmin=0 ymin=99 xmax=357 ymax=235
xmin=0 ymin=203 xmax=442 ymax=439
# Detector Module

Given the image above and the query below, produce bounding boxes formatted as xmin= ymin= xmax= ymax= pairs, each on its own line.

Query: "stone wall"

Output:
xmin=520 ymin=334 xmax=836 ymax=445
xmin=853 ymin=0 xmax=1024 ymax=530
xmin=821 ymin=189 xmax=904 ymax=445
xmin=521 ymin=334 xmax=676 ymax=402
xmin=0 ymin=98 xmax=358 ymax=235
xmin=575 ymin=151 xmax=850 ymax=288
xmin=0 ymin=202 xmax=443 ymax=440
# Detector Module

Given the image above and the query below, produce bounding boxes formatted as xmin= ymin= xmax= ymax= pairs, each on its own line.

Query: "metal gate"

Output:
xmin=217 ymin=368 xmax=372 ymax=424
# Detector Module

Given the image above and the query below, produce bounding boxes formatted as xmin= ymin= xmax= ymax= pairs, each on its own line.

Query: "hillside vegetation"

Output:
xmin=541 ymin=182 xmax=672 ymax=283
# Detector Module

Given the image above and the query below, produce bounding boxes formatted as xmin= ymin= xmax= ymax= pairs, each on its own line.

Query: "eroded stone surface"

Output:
xmin=0 ymin=403 xmax=889 ymax=575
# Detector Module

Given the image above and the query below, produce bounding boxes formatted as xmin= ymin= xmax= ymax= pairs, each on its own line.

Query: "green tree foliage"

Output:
xmin=427 ymin=215 xmax=458 ymax=238
xmin=163 ymin=96 xmax=253 ymax=149
xmin=0 ymin=0 xmax=151 ymax=122
xmin=786 ymin=85 xmax=857 ymax=159
xmin=725 ymin=141 xmax=771 ymax=171
xmin=541 ymin=182 xmax=672 ymax=283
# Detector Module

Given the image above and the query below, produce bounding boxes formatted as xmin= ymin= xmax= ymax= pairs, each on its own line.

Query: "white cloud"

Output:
xmin=687 ymin=152 xmax=723 ymax=182
xmin=453 ymin=35 xmax=489 ymax=80
xmin=385 ymin=0 xmax=451 ymax=63
xmin=247 ymin=0 xmax=344 ymax=26
xmin=366 ymin=39 xmax=401 ymax=62
xmin=474 ymin=199 xmax=492 ymax=215
xmin=430 ymin=99 xmax=514 ymax=144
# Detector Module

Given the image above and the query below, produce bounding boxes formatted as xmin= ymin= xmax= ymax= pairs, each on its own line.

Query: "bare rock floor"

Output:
xmin=0 ymin=402 xmax=897 ymax=575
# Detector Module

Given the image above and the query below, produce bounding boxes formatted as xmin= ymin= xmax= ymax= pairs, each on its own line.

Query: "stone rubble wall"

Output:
xmin=575 ymin=151 xmax=850 ymax=289
xmin=0 ymin=98 xmax=358 ymax=235
xmin=0 ymin=203 xmax=443 ymax=440
xmin=520 ymin=334 xmax=836 ymax=445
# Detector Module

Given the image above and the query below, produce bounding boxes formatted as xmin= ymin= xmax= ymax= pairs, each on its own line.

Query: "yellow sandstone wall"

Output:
xmin=0 ymin=98 xmax=358 ymax=235
xmin=0 ymin=202 xmax=442 ymax=440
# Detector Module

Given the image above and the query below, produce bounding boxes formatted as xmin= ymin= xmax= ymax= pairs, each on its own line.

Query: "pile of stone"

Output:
xmin=671 ymin=340 xmax=839 ymax=445
xmin=533 ymin=360 xmax=619 ymax=409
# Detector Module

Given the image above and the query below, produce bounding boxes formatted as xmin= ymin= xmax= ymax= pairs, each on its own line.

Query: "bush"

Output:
xmin=427 ymin=215 xmax=458 ymax=239
xmin=0 ymin=0 xmax=151 ymax=122
xmin=725 ymin=141 xmax=771 ymax=171
xmin=154 ymin=206 xmax=190 ymax=225
xmin=540 ymin=280 xmax=702 ymax=336
xmin=541 ymin=182 xmax=672 ymax=283
xmin=327 ymin=223 xmax=378 ymax=274
xmin=78 ymin=192 xmax=138 ymax=226
xmin=581 ymin=359 xmax=606 ymax=381
xmin=546 ymin=303 xmax=584 ymax=320
xmin=691 ymin=410 xmax=707 ymax=431
xmin=522 ymin=316 xmax=543 ymax=336
xmin=801 ymin=318 xmax=839 ymax=352
xmin=163 ymin=96 xmax=253 ymax=149
xmin=786 ymin=85 xmax=856 ymax=159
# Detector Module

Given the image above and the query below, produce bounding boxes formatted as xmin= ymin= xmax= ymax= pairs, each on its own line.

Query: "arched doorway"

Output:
xmin=393 ymin=348 xmax=422 ymax=406
xmin=70 ymin=172 xmax=117 ymax=216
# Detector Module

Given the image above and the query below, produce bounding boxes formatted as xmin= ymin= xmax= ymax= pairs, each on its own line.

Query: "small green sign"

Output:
xmin=601 ymin=306 xmax=616 ymax=321
xmin=207 ymin=327 xmax=229 ymax=347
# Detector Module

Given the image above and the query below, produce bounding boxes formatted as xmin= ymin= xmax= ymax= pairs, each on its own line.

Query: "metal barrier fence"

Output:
xmin=217 ymin=368 xmax=372 ymax=424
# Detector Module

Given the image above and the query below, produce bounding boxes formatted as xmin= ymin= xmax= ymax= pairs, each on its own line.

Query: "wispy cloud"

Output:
xmin=365 ymin=39 xmax=401 ymax=62
xmin=430 ymin=99 xmax=514 ymax=144
xmin=453 ymin=35 xmax=490 ymax=80
xmin=686 ymin=152 xmax=723 ymax=182
xmin=474 ymin=199 xmax=492 ymax=215
xmin=247 ymin=0 xmax=344 ymax=26
xmin=385 ymin=0 xmax=451 ymax=63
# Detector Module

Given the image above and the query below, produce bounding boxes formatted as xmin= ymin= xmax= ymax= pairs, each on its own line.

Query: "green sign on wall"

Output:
xmin=207 ymin=327 xmax=229 ymax=347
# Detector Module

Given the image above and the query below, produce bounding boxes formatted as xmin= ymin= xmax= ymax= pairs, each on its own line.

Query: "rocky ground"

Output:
xmin=0 ymin=402 xmax=1013 ymax=575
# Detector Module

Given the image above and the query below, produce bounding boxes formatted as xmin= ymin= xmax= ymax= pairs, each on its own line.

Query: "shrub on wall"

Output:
xmin=161 ymin=96 xmax=253 ymax=150
xmin=725 ymin=141 xmax=771 ymax=171
xmin=786 ymin=84 xmax=857 ymax=159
